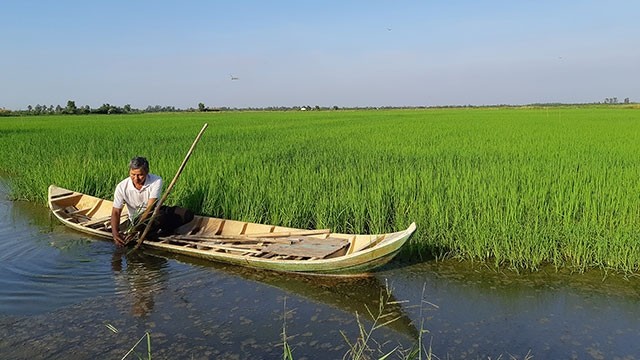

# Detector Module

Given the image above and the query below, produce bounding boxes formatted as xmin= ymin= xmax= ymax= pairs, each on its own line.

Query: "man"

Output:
xmin=111 ymin=156 xmax=193 ymax=246
xmin=111 ymin=157 xmax=163 ymax=246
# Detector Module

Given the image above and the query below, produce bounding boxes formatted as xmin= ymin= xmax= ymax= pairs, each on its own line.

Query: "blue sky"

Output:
xmin=2 ymin=1 xmax=639 ymax=110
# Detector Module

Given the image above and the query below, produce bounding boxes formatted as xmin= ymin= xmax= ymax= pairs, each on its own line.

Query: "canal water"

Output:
xmin=1 ymin=183 xmax=640 ymax=359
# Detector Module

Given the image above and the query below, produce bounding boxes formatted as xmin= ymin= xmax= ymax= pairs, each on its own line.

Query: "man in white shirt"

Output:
xmin=111 ymin=156 xmax=163 ymax=246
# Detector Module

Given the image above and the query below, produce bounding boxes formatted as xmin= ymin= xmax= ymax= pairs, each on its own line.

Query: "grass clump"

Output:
xmin=105 ymin=323 xmax=152 ymax=360
xmin=281 ymin=281 xmax=435 ymax=360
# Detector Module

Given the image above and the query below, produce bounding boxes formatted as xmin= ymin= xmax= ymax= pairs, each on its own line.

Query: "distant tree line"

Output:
xmin=21 ymin=101 xmax=134 ymax=115
xmin=4 ymin=101 xmax=185 ymax=116
xmin=0 ymin=98 xmax=637 ymax=117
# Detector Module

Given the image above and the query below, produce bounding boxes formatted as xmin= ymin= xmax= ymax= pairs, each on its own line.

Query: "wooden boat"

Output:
xmin=48 ymin=185 xmax=416 ymax=275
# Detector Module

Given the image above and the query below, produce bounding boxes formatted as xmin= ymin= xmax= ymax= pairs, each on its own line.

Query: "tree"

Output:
xmin=66 ymin=100 xmax=77 ymax=114
xmin=96 ymin=103 xmax=112 ymax=114
xmin=198 ymin=102 xmax=206 ymax=112
xmin=124 ymin=104 xmax=132 ymax=113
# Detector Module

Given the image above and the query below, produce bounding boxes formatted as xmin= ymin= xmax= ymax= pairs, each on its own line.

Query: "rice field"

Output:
xmin=2 ymin=106 xmax=640 ymax=271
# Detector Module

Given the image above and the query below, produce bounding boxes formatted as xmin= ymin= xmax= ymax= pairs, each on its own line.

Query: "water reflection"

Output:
xmin=111 ymin=248 xmax=169 ymax=318
xmin=0 ymin=194 xmax=118 ymax=315
xmin=146 ymin=250 xmax=420 ymax=340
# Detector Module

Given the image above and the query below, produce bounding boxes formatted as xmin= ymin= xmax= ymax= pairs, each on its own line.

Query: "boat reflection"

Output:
xmin=145 ymin=249 xmax=419 ymax=339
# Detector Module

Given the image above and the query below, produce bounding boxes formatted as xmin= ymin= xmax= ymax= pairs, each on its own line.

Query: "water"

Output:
xmin=1 ymin=184 xmax=640 ymax=359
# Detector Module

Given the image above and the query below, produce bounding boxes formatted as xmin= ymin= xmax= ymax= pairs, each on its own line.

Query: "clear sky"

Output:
xmin=2 ymin=0 xmax=639 ymax=110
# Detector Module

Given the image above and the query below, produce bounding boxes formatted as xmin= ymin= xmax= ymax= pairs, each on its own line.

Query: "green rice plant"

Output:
xmin=339 ymin=281 xmax=407 ymax=360
xmin=105 ymin=323 xmax=152 ymax=360
xmin=281 ymin=297 xmax=295 ymax=360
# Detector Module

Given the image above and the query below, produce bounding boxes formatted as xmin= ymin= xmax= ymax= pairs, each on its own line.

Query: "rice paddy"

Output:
xmin=2 ymin=106 xmax=640 ymax=271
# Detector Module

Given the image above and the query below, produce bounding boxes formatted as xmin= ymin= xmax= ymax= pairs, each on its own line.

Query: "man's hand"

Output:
xmin=113 ymin=232 xmax=126 ymax=247
xmin=111 ymin=207 xmax=125 ymax=246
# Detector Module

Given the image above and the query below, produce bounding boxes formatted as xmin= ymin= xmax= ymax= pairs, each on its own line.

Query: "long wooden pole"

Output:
xmin=131 ymin=123 xmax=208 ymax=251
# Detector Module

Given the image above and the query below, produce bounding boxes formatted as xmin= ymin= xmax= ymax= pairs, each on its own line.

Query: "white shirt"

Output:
xmin=113 ymin=173 xmax=162 ymax=220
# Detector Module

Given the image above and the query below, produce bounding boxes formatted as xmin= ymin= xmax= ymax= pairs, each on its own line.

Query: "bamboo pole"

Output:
xmin=131 ymin=123 xmax=208 ymax=251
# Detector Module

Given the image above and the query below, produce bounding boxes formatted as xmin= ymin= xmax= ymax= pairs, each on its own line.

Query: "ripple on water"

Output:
xmin=0 ymin=201 xmax=208 ymax=316
xmin=0 ymin=229 xmax=121 ymax=315
xmin=0 ymin=191 xmax=178 ymax=315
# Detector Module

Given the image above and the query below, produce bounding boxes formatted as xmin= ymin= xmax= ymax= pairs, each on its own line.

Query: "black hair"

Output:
xmin=129 ymin=156 xmax=149 ymax=173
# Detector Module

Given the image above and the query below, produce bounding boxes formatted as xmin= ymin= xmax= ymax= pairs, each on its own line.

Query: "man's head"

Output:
xmin=129 ymin=156 xmax=149 ymax=188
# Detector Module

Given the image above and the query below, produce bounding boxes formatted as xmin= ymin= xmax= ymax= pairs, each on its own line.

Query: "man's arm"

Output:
xmin=111 ymin=207 xmax=124 ymax=246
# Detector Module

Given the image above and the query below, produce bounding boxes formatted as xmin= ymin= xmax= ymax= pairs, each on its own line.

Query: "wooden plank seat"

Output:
xmin=79 ymin=215 xmax=112 ymax=226
xmin=79 ymin=213 xmax=127 ymax=228
xmin=164 ymin=238 xmax=264 ymax=254
xmin=165 ymin=234 xmax=299 ymax=245
xmin=262 ymin=237 xmax=349 ymax=259
xmin=50 ymin=193 xmax=83 ymax=202
xmin=67 ymin=208 xmax=90 ymax=215
xmin=163 ymin=234 xmax=349 ymax=259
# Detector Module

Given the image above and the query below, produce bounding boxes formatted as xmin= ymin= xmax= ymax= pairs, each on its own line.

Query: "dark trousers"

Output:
xmin=149 ymin=206 xmax=194 ymax=238
xmin=120 ymin=206 xmax=194 ymax=240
